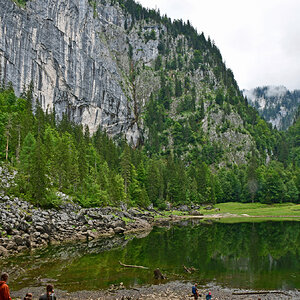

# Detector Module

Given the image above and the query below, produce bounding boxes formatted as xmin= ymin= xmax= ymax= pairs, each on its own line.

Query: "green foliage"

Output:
xmin=154 ymin=55 xmax=162 ymax=71
xmin=0 ymin=75 xmax=299 ymax=210
xmin=12 ymin=0 xmax=27 ymax=7
xmin=144 ymin=29 xmax=156 ymax=43
xmin=88 ymin=0 xmax=98 ymax=18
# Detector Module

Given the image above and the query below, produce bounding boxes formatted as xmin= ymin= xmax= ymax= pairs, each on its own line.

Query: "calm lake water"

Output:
xmin=2 ymin=220 xmax=300 ymax=292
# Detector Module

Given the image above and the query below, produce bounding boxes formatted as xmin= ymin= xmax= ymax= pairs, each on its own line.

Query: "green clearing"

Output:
xmin=216 ymin=216 xmax=300 ymax=223
xmin=199 ymin=202 xmax=300 ymax=218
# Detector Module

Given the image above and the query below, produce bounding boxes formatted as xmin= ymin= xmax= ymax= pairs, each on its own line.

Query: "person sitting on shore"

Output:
xmin=39 ymin=284 xmax=56 ymax=300
xmin=206 ymin=291 xmax=212 ymax=300
xmin=192 ymin=283 xmax=199 ymax=299
xmin=0 ymin=272 xmax=12 ymax=300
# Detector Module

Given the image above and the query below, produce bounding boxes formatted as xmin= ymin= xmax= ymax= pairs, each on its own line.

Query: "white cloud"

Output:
xmin=265 ymin=86 xmax=287 ymax=98
xmin=137 ymin=0 xmax=300 ymax=90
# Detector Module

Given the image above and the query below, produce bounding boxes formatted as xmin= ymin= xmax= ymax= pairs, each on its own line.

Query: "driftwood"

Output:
xmin=183 ymin=265 xmax=197 ymax=273
xmin=154 ymin=268 xmax=166 ymax=279
xmin=232 ymin=291 xmax=289 ymax=296
xmin=119 ymin=261 xmax=149 ymax=270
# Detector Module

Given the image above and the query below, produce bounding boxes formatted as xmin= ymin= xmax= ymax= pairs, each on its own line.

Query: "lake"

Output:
xmin=2 ymin=220 xmax=299 ymax=292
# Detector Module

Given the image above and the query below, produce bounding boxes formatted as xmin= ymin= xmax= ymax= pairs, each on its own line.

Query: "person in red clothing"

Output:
xmin=0 ymin=272 xmax=12 ymax=300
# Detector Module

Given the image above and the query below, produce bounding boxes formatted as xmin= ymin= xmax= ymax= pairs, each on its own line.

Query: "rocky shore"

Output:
xmin=0 ymin=192 xmax=158 ymax=257
xmin=11 ymin=281 xmax=300 ymax=299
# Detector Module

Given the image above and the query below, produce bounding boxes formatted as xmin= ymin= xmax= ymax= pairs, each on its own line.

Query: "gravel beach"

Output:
xmin=11 ymin=281 xmax=300 ymax=300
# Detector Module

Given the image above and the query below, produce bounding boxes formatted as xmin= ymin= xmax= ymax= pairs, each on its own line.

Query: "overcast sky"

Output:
xmin=138 ymin=0 xmax=300 ymax=91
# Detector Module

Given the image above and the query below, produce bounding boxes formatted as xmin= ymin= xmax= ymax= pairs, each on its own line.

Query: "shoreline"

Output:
xmin=0 ymin=194 xmax=299 ymax=258
xmin=11 ymin=281 xmax=300 ymax=300
xmin=0 ymin=196 xmax=299 ymax=299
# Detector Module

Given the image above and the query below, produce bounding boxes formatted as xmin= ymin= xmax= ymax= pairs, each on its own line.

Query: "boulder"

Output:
xmin=114 ymin=227 xmax=125 ymax=234
xmin=204 ymin=205 xmax=213 ymax=210
xmin=13 ymin=235 xmax=24 ymax=246
xmin=17 ymin=246 xmax=27 ymax=252
xmin=41 ymin=233 xmax=49 ymax=241
xmin=177 ymin=205 xmax=189 ymax=212
xmin=111 ymin=220 xmax=126 ymax=229
xmin=0 ymin=246 xmax=8 ymax=256
xmin=6 ymin=241 xmax=17 ymax=251
xmin=190 ymin=211 xmax=203 ymax=216
xmin=35 ymin=226 xmax=45 ymax=233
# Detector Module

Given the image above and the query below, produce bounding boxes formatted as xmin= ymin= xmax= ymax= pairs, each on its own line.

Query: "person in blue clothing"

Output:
xmin=206 ymin=291 xmax=212 ymax=300
xmin=192 ymin=283 xmax=199 ymax=299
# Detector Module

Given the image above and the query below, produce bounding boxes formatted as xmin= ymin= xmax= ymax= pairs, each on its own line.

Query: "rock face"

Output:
xmin=0 ymin=0 xmax=257 ymax=164
xmin=0 ymin=0 xmax=149 ymax=144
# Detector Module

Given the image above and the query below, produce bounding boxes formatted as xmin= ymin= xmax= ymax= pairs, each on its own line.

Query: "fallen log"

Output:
xmin=183 ymin=265 xmax=191 ymax=273
xmin=119 ymin=261 xmax=149 ymax=270
xmin=232 ymin=291 xmax=290 ymax=296
xmin=183 ymin=265 xmax=197 ymax=273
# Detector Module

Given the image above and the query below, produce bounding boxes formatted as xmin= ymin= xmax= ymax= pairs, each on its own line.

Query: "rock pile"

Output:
xmin=0 ymin=194 xmax=153 ymax=257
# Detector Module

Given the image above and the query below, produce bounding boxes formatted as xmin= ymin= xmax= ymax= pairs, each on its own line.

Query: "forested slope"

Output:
xmin=0 ymin=0 xmax=299 ymax=207
xmin=0 ymin=85 xmax=298 ymax=208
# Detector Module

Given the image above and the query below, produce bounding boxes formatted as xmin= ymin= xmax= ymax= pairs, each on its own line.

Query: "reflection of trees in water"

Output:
xmin=124 ymin=222 xmax=300 ymax=289
xmin=2 ymin=222 xmax=300 ymax=291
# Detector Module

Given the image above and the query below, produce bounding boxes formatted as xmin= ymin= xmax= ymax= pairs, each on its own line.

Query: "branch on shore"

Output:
xmin=183 ymin=265 xmax=197 ymax=273
xmin=232 ymin=291 xmax=290 ymax=296
xmin=119 ymin=261 xmax=149 ymax=269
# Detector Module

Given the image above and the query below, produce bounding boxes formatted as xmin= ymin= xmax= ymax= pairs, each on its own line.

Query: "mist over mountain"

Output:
xmin=244 ymin=86 xmax=300 ymax=130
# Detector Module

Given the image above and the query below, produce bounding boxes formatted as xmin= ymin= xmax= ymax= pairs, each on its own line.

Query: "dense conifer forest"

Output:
xmin=0 ymin=83 xmax=299 ymax=209
xmin=0 ymin=0 xmax=299 ymax=209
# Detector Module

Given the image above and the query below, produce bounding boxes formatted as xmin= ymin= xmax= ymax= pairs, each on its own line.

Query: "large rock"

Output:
xmin=0 ymin=245 xmax=8 ymax=256
xmin=13 ymin=235 xmax=24 ymax=246
xmin=113 ymin=227 xmax=125 ymax=234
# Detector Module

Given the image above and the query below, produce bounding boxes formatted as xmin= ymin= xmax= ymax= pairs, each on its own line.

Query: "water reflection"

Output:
xmin=1 ymin=221 xmax=299 ymax=291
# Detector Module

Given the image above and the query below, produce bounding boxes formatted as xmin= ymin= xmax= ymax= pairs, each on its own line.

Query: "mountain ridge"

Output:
xmin=0 ymin=0 xmax=261 ymax=166
xmin=244 ymin=86 xmax=300 ymax=130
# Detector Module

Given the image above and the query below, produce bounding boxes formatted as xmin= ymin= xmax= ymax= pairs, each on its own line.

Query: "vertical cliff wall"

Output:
xmin=0 ymin=0 xmax=149 ymax=144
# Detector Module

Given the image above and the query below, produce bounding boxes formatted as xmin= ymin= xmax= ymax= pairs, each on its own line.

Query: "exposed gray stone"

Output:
xmin=0 ymin=245 xmax=8 ymax=256
xmin=6 ymin=241 xmax=17 ymax=251
xmin=0 ymin=189 xmax=154 ymax=257
xmin=13 ymin=235 xmax=24 ymax=246
xmin=114 ymin=227 xmax=125 ymax=234
xmin=0 ymin=0 xmax=144 ymax=145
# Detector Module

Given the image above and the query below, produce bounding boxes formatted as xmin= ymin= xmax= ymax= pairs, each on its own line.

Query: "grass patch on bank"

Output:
xmin=216 ymin=216 xmax=300 ymax=223
xmin=200 ymin=202 xmax=300 ymax=217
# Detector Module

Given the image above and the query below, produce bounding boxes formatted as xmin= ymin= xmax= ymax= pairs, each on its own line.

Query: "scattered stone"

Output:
xmin=0 ymin=245 xmax=8 ymax=256
xmin=204 ymin=205 xmax=213 ymax=210
xmin=114 ymin=227 xmax=125 ymax=234
xmin=177 ymin=205 xmax=189 ymax=212
xmin=190 ymin=211 xmax=203 ymax=216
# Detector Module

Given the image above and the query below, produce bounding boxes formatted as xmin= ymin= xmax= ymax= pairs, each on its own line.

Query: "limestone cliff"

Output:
xmin=0 ymin=0 xmax=257 ymax=165
xmin=0 ymin=0 xmax=147 ymax=144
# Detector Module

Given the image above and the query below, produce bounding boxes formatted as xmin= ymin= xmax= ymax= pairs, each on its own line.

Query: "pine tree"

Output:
xmin=30 ymin=135 xmax=47 ymax=206
xmin=120 ymin=144 xmax=132 ymax=194
xmin=145 ymin=159 xmax=164 ymax=206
